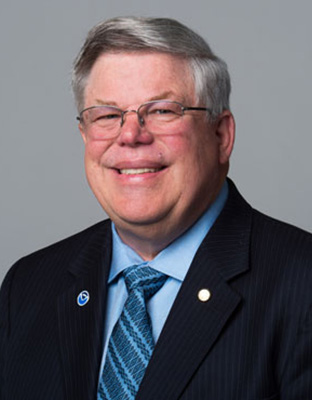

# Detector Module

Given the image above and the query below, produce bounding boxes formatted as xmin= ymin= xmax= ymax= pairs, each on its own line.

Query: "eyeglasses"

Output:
xmin=77 ymin=100 xmax=211 ymax=139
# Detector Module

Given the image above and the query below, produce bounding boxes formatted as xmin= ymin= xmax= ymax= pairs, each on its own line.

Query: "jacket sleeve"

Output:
xmin=280 ymin=302 xmax=312 ymax=398
xmin=0 ymin=266 xmax=16 ymax=400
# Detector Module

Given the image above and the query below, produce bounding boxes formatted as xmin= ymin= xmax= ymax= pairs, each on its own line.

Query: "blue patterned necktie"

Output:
xmin=98 ymin=264 xmax=167 ymax=400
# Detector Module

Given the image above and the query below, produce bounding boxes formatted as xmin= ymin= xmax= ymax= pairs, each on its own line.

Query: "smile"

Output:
xmin=119 ymin=168 xmax=163 ymax=175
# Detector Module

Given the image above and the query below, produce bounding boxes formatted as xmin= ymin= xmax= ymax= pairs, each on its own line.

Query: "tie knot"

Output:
xmin=123 ymin=265 xmax=167 ymax=299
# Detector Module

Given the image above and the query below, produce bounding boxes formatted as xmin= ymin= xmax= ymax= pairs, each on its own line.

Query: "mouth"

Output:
xmin=118 ymin=167 xmax=164 ymax=175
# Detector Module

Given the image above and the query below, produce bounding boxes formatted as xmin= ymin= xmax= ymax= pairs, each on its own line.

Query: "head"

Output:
xmin=72 ymin=17 xmax=235 ymax=259
xmin=72 ymin=17 xmax=231 ymax=119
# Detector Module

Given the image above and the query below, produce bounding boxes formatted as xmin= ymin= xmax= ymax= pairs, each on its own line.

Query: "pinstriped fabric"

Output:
xmin=98 ymin=265 xmax=167 ymax=400
xmin=1 ymin=181 xmax=312 ymax=400
xmin=0 ymin=220 xmax=112 ymax=400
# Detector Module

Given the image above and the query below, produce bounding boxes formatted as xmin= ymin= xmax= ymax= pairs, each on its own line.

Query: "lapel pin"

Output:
xmin=77 ymin=290 xmax=90 ymax=306
xmin=198 ymin=288 xmax=211 ymax=302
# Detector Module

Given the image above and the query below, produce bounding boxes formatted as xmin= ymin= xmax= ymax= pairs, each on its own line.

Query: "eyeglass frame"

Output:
xmin=77 ymin=100 xmax=212 ymax=130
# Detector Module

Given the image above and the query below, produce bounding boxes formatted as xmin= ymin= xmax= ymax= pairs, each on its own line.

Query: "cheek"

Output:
xmin=83 ymin=141 xmax=111 ymax=195
xmin=172 ymin=131 xmax=220 ymax=195
xmin=169 ymin=130 xmax=214 ymax=171
xmin=162 ymin=136 xmax=203 ymax=201
xmin=84 ymin=139 xmax=110 ymax=165
xmin=161 ymin=129 xmax=194 ymax=157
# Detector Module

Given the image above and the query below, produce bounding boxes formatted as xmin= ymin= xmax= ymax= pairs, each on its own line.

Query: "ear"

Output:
xmin=79 ymin=122 xmax=87 ymax=144
xmin=215 ymin=110 xmax=235 ymax=164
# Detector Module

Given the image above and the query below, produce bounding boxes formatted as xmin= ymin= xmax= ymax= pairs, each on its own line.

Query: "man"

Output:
xmin=0 ymin=17 xmax=311 ymax=400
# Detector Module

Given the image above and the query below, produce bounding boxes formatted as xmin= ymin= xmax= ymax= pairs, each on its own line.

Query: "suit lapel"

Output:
xmin=137 ymin=180 xmax=252 ymax=400
xmin=57 ymin=221 xmax=112 ymax=400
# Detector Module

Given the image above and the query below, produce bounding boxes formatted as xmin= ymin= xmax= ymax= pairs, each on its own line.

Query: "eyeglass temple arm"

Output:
xmin=182 ymin=107 xmax=211 ymax=112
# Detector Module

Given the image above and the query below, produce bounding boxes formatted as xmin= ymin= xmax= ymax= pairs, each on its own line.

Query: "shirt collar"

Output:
xmin=109 ymin=181 xmax=228 ymax=283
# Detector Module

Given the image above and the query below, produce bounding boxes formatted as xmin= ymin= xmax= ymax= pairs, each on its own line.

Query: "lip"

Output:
xmin=109 ymin=162 xmax=168 ymax=182
xmin=119 ymin=167 xmax=164 ymax=175
xmin=110 ymin=160 xmax=168 ymax=177
xmin=112 ymin=160 xmax=167 ymax=170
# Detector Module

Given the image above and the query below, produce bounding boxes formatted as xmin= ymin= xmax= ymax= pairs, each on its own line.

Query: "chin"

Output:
xmin=112 ymin=208 xmax=172 ymax=230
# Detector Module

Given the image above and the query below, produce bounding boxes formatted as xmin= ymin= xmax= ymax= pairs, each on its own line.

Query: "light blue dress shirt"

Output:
xmin=99 ymin=181 xmax=228 ymax=377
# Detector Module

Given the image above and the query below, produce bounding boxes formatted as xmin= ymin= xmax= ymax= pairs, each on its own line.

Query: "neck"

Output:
xmin=115 ymin=223 xmax=183 ymax=261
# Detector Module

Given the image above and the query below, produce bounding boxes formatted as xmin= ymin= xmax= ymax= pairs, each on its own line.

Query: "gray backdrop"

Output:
xmin=1 ymin=0 xmax=311 ymax=284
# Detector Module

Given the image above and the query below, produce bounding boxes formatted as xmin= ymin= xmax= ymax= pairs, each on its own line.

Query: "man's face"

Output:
xmin=80 ymin=52 xmax=234 ymax=258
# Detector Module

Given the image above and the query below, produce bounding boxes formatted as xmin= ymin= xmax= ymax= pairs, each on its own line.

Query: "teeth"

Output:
xmin=119 ymin=168 xmax=161 ymax=175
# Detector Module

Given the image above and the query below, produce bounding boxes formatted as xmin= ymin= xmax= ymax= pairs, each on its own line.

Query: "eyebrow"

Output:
xmin=94 ymin=99 xmax=119 ymax=106
xmin=148 ymin=91 xmax=176 ymax=101
xmin=93 ymin=91 xmax=184 ymax=108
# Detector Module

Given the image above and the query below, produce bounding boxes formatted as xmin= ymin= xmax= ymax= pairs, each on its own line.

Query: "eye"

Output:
xmin=97 ymin=113 xmax=120 ymax=120
xmin=145 ymin=102 xmax=181 ymax=119
xmin=90 ymin=107 xmax=122 ymax=124
xmin=148 ymin=106 xmax=177 ymax=115
xmin=151 ymin=108 xmax=176 ymax=115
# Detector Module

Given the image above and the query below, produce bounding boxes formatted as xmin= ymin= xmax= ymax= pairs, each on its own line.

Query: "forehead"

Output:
xmin=84 ymin=51 xmax=196 ymax=107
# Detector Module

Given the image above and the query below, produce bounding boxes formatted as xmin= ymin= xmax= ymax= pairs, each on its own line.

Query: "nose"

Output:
xmin=116 ymin=110 xmax=153 ymax=147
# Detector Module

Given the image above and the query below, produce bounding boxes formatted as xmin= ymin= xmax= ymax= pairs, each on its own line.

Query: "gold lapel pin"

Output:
xmin=198 ymin=289 xmax=211 ymax=302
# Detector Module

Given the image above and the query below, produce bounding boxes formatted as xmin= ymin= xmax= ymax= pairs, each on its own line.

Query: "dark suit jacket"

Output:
xmin=1 ymin=180 xmax=311 ymax=400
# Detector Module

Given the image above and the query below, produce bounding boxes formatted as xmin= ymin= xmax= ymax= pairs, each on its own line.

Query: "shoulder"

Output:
xmin=246 ymin=209 xmax=312 ymax=323
xmin=225 ymin=179 xmax=312 ymax=290
xmin=251 ymin=208 xmax=312 ymax=263
xmin=227 ymin=179 xmax=312 ymax=262
xmin=0 ymin=219 xmax=112 ymax=293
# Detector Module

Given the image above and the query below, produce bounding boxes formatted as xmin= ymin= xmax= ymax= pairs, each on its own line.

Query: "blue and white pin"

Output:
xmin=77 ymin=290 xmax=90 ymax=307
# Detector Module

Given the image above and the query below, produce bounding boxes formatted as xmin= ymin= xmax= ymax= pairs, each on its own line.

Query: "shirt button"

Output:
xmin=198 ymin=289 xmax=211 ymax=302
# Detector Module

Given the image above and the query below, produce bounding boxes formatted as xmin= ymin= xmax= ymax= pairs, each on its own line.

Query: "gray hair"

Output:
xmin=72 ymin=17 xmax=231 ymax=118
